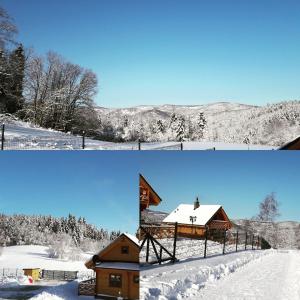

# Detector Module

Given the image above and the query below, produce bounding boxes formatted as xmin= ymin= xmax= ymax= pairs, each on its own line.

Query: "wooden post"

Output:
xmin=138 ymin=139 xmax=141 ymax=151
xmin=245 ymin=232 xmax=247 ymax=250
xmin=1 ymin=124 xmax=5 ymax=151
xmin=257 ymin=236 xmax=260 ymax=250
xmin=204 ymin=226 xmax=208 ymax=258
xmin=172 ymin=222 xmax=178 ymax=263
xmin=146 ymin=235 xmax=150 ymax=263
xmin=180 ymin=142 xmax=183 ymax=151
xmin=223 ymin=229 xmax=226 ymax=254
xmin=236 ymin=231 xmax=239 ymax=252
xmin=252 ymin=234 xmax=254 ymax=250
xmin=82 ymin=131 xmax=85 ymax=150
xmin=159 ymin=247 xmax=163 ymax=264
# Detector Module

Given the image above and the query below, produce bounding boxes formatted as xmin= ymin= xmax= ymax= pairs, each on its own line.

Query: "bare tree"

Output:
xmin=24 ymin=51 xmax=98 ymax=132
xmin=0 ymin=6 xmax=18 ymax=48
xmin=257 ymin=192 xmax=280 ymax=222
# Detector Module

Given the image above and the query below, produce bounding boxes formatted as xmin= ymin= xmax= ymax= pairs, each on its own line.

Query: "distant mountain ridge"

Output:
xmin=95 ymin=100 xmax=300 ymax=146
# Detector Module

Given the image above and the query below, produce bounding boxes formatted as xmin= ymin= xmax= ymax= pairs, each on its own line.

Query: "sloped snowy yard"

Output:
xmin=1 ymin=115 xmax=275 ymax=150
xmin=141 ymin=250 xmax=300 ymax=300
xmin=140 ymin=250 xmax=271 ymax=299
xmin=0 ymin=245 xmax=94 ymax=299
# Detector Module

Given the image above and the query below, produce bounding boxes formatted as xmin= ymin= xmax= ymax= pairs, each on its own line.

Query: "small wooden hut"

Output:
xmin=163 ymin=197 xmax=232 ymax=238
xmin=85 ymin=233 xmax=139 ymax=299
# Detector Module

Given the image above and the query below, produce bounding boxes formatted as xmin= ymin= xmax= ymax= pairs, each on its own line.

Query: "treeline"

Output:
xmin=99 ymin=111 xmax=207 ymax=142
xmin=0 ymin=213 xmax=121 ymax=247
xmin=0 ymin=6 xmax=100 ymax=136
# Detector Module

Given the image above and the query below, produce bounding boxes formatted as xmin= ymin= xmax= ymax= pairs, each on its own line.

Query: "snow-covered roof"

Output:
xmin=123 ymin=233 xmax=139 ymax=246
xmin=95 ymin=262 xmax=139 ymax=271
xmin=163 ymin=204 xmax=221 ymax=226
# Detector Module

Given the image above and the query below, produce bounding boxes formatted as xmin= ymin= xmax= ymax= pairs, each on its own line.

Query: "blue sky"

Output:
xmin=0 ymin=152 xmax=139 ymax=234
xmin=1 ymin=0 xmax=300 ymax=107
xmin=139 ymin=152 xmax=300 ymax=222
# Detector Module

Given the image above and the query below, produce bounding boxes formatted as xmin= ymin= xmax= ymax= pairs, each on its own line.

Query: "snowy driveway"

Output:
xmin=197 ymin=250 xmax=300 ymax=300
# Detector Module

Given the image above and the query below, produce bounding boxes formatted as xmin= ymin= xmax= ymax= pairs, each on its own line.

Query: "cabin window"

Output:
xmin=133 ymin=275 xmax=139 ymax=284
xmin=109 ymin=274 xmax=122 ymax=287
xmin=121 ymin=246 xmax=129 ymax=254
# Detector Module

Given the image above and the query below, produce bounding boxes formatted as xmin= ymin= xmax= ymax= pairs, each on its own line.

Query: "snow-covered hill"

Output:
xmin=96 ymin=100 xmax=300 ymax=146
xmin=233 ymin=220 xmax=300 ymax=250
xmin=1 ymin=113 xmax=275 ymax=150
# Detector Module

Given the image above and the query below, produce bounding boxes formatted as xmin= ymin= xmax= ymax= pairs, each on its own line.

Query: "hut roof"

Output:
xmin=163 ymin=204 xmax=222 ymax=226
xmin=95 ymin=262 xmax=139 ymax=271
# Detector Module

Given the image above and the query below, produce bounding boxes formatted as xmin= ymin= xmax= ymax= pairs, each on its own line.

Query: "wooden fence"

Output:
xmin=140 ymin=222 xmax=265 ymax=265
xmin=41 ymin=269 xmax=78 ymax=281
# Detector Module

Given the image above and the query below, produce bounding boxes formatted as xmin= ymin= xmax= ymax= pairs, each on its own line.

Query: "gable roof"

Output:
xmin=279 ymin=136 xmax=300 ymax=150
xmin=140 ymin=174 xmax=162 ymax=206
xmin=85 ymin=233 xmax=139 ymax=268
xmin=163 ymin=204 xmax=222 ymax=226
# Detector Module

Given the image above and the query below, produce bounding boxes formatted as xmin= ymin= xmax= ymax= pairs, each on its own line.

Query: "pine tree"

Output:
xmin=176 ymin=115 xmax=185 ymax=142
xmin=197 ymin=112 xmax=207 ymax=139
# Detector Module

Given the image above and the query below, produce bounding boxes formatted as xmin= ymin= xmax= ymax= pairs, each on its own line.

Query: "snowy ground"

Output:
xmin=0 ymin=245 xmax=92 ymax=272
xmin=1 ymin=115 xmax=275 ymax=150
xmin=0 ymin=245 xmax=94 ymax=300
xmin=141 ymin=250 xmax=300 ymax=300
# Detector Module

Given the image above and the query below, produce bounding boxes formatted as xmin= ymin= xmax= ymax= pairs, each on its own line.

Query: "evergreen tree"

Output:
xmin=197 ymin=112 xmax=207 ymax=139
xmin=176 ymin=115 xmax=186 ymax=142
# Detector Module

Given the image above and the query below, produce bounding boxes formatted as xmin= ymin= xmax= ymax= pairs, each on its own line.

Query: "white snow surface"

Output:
xmin=1 ymin=114 xmax=275 ymax=150
xmin=0 ymin=245 xmax=91 ymax=271
xmin=141 ymin=248 xmax=300 ymax=300
xmin=163 ymin=204 xmax=221 ymax=226
xmin=141 ymin=249 xmax=271 ymax=299
xmin=0 ymin=245 xmax=95 ymax=299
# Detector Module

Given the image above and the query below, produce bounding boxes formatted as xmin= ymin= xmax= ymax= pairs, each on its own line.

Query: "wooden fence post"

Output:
xmin=245 ymin=232 xmax=247 ymax=250
xmin=82 ymin=131 xmax=85 ymax=150
xmin=180 ymin=142 xmax=183 ymax=151
xmin=138 ymin=139 xmax=141 ymax=151
xmin=223 ymin=229 xmax=226 ymax=254
xmin=204 ymin=226 xmax=208 ymax=258
xmin=172 ymin=222 xmax=178 ymax=263
xmin=235 ymin=231 xmax=239 ymax=252
xmin=257 ymin=236 xmax=259 ymax=250
xmin=1 ymin=124 xmax=5 ymax=151
xmin=146 ymin=234 xmax=150 ymax=263
xmin=252 ymin=234 xmax=254 ymax=250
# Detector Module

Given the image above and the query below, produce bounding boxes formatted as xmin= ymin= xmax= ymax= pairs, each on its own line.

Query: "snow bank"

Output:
xmin=141 ymin=250 xmax=272 ymax=299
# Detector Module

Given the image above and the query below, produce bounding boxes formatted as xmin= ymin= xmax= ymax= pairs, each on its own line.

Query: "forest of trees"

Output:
xmin=0 ymin=6 xmax=100 ymax=136
xmin=0 ymin=213 xmax=120 ymax=252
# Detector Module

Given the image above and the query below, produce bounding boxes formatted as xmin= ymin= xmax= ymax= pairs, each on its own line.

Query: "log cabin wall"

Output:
xmin=95 ymin=268 xmax=139 ymax=299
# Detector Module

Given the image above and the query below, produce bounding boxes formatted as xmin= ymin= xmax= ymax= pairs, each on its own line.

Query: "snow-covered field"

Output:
xmin=141 ymin=249 xmax=300 ymax=299
xmin=0 ymin=245 xmax=94 ymax=300
xmin=1 ymin=114 xmax=275 ymax=150
xmin=0 ymin=245 xmax=92 ymax=272
xmin=141 ymin=249 xmax=270 ymax=299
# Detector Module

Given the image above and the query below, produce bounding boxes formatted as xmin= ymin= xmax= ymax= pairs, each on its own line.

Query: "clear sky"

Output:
xmin=1 ymin=0 xmax=300 ymax=107
xmin=139 ymin=152 xmax=300 ymax=222
xmin=0 ymin=152 xmax=139 ymax=234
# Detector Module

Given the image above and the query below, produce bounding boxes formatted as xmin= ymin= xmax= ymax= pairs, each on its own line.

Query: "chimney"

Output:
xmin=194 ymin=196 xmax=200 ymax=210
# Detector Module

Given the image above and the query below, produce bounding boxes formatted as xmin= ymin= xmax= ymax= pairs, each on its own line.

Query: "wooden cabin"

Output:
xmin=279 ymin=136 xmax=300 ymax=150
xmin=85 ymin=233 xmax=139 ymax=299
xmin=140 ymin=174 xmax=162 ymax=211
xmin=163 ymin=197 xmax=232 ymax=238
